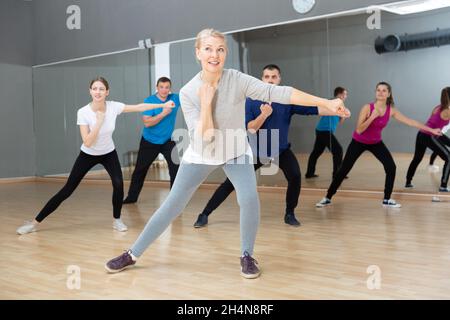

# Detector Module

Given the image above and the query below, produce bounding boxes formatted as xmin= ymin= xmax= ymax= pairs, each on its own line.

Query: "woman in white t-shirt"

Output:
xmin=17 ymin=77 xmax=174 ymax=235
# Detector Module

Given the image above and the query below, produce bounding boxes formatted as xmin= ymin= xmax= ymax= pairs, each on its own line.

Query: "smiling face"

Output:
xmin=89 ymin=80 xmax=109 ymax=103
xmin=156 ymin=81 xmax=171 ymax=100
xmin=195 ymin=35 xmax=227 ymax=74
xmin=375 ymin=84 xmax=390 ymax=103
xmin=262 ymin=68 xmax=281 ymax=85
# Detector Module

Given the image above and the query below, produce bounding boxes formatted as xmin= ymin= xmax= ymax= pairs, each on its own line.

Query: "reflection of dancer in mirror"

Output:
xmin=306 ymin=87 xmax=348 ymax=180
xmin=123 ymin=77 xmax=180 ymax=204
xmin=316 ymin=82 xmax=441 ymax=209
xmin=16 ymin=77 xmax=174 ymax=235
xmin=105 ymin=28 xmax=350 ymax=279
xmin=192 ymin=64 xmax=348 ymax=228
xmin=428 ymin=123 xmax=450 ymax=172
xmin=406 ymin=87 xmax=450 ymax=192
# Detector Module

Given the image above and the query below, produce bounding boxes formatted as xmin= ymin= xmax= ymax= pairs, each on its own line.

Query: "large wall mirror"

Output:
xmin=34 ymin=6 xmax=450 ymax=196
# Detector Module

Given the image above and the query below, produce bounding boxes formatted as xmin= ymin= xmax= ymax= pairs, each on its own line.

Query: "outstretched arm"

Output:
xmin=122 ymin=100 xmax=174 ymax=113
xmin=392 ymin=108 xmax=442 ymax=135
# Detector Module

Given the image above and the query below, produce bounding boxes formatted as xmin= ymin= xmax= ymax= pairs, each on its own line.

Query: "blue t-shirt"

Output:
xmin=142 ymin=93 xmax=180 ymax=144
xmin=316 ymin=115 xmax=340 ymax=133
xmin=245 ymin=98 xmax=318 ymax=158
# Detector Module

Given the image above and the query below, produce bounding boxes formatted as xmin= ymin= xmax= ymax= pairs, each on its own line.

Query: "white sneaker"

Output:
xmin=113 ymin=219 xmax=128 ymax=232
xmin=17 ymin=221 xmax=37 ymax=235
xmin=316 ymin=197 xmax=331 ymax=208
xmin=382 ymin=199 xmax=402 ymax=208
xmin=428 ymin=164 xmax=440 ymax=172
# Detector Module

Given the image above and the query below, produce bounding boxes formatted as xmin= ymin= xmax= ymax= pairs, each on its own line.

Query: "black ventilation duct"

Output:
xmin=375 ymin=28 xmax=450 ymax=54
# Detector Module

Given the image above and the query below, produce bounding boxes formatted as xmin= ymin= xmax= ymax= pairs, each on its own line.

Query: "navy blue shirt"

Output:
xmin=245 ymin=98 xmax=318 ymax=158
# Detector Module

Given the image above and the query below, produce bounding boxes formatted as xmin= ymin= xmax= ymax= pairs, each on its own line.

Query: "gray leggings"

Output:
xmin=131 ymin=155 xmax=260 ymax=257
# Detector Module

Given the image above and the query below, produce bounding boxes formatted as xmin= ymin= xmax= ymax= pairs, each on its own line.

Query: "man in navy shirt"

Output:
xmin=123 ymin=77 xmax=180 ymax=204
xmin=193 ymin=64 xmax=339 ymax=227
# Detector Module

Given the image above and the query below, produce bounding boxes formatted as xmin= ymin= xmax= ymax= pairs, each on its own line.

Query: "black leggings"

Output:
xmin=326 ymin=139 xmax=396 ymax=200
xmin=125 ymin=138 xmax=179 ymax=201
xmin=429 ymin=134 xmax=450 ymax=165
xmin=201 ymin=147 xmax=301 ymax=216
xmin=407 ymin=132 xmax=450 ymax=188
xmin=306 ymin=130 xmax=343 ymax=177
xmin=35 ymin=150 xmax=124 ymax=222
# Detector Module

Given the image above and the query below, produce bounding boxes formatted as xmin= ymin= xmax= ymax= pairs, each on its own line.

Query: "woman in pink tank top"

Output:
xmin=316 ymin=82 xmax=441 ymax=209
xmin=406 ymin=87 xmax=450 ymax=192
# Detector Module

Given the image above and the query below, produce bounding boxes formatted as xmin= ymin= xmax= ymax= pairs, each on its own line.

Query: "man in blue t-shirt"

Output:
xmin=193 ymin=65 xmax=341 ymax=227
xmin=123 ymin=77 xmax=181 ymax=204
xmin=305 ymin=87 xmax=348 ymax=179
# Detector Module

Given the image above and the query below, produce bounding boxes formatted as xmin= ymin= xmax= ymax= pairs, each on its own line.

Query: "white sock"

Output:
xmin=129 ymin=251 xmax=138 ymax=261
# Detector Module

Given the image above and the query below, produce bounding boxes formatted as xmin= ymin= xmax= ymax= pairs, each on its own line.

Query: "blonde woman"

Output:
xmin=105 ymin=29 xmax=349 ymax=279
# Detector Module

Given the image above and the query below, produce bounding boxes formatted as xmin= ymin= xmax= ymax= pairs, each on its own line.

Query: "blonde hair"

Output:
xmin=195 ymin=28 xmax=227 ymax=49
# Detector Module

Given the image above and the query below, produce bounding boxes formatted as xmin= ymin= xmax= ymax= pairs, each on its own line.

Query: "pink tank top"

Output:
xmin=352 ymin=103 xmax=391 ymax=144
xmin=420 ymin=106 xmax=449 ymax=136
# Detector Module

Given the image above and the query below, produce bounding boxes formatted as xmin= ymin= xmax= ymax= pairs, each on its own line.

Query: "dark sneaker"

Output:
xmin=439 ymin=187 xmax=450 ymax=192
xmin=123 ymin=197 xmax=137 ymax=204
xmin=193 ymin=213 xmax=208 ymax=228
xmin=240 ymin=251 xmax=261 ymax=279
xmin=405 ymin=183 xmax=414 ymax=189
xmin=305 ymin=174 xmax=319 ymax=179
xmin=105 ymin=250 xmax=136 ymax=273
xmin=284 ymin=213 xmax=301 ymax=226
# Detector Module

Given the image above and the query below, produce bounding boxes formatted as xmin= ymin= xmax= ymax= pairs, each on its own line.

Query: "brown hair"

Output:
xmin=90 ymin=76 xmax=109 ymax=90
xmin=334 ymin=86 xmax=347 ymax=98
xmin=440 ymin=87 xmax=450 ymax=111
xmin=157 ymin=76 xmax=172 ymax=86
xmin=376 ymin=82 xmax=394 ymax=107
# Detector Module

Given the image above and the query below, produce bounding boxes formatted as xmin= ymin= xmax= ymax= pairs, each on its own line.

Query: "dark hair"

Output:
xmin=156 ymin=77 xmax=172 ymax=86
xmin=334 ymin=87 xmax=347 ymax=98
xmin=376 ymin=81 xmax=395 ymax=107
xmin=90 ymin=76 xmax=109 ymax=90
xmin=440 ymin=87 xmax=450 ymax=111
xmin=262 ymin=64 xmax=281 ymax=75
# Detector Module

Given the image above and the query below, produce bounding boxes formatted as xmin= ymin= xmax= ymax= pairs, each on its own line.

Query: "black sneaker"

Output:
xmin=305 ymin=174 xmax=319 ymax=179
xmin=123 ymin=197 xmax=137 ymax=204
xmin=284 ymin=213 xmax=301 ymax=226
xmin=439 ymin=187 xmax=450 ymax=192
xmin=240 ymin=251 xmax=261 ymax=279
xmin=105 ymin=250 xmax=136 ymax=273
xmin=405 ymin=183 xmax=414 ymax=188
xmin=193 ymin=213 xmax=208 ymax=228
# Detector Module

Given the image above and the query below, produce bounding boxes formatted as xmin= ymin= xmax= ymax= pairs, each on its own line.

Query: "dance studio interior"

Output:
xmin=2 ymin=0 xmax=450 ymax=302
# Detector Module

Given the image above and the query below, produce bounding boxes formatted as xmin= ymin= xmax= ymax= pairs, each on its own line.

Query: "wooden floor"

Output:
xmin=82 ymin=152 xmax=446 ymax=195
xmin=1 ymin=178 xmax=450 ymax=300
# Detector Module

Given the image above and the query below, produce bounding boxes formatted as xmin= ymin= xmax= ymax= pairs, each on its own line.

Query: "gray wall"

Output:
xmin=244 ymin=8 xmax=450 ymax=153
xmin=32 ymin=0 xmax=401 ymax=65
xmin=0 ymin=0 xmax=35 ymax=178
xmin=33 ymin=50 xmax=152 ymax=176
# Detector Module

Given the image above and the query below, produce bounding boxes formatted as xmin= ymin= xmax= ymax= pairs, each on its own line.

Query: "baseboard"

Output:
xmin=0 ymin=176 xmax=37 ymax=184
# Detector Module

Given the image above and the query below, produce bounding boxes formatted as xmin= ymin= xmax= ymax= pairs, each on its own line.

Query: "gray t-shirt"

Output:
xmin=180 ymin=69 xmax=293 ymax=164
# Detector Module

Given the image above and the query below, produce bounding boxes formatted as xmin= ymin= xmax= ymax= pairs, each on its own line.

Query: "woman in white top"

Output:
xmin=105 ymin=29 xmax=349 ymax=279
xmin=17 ymin=77 xmax=174 ymax=235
